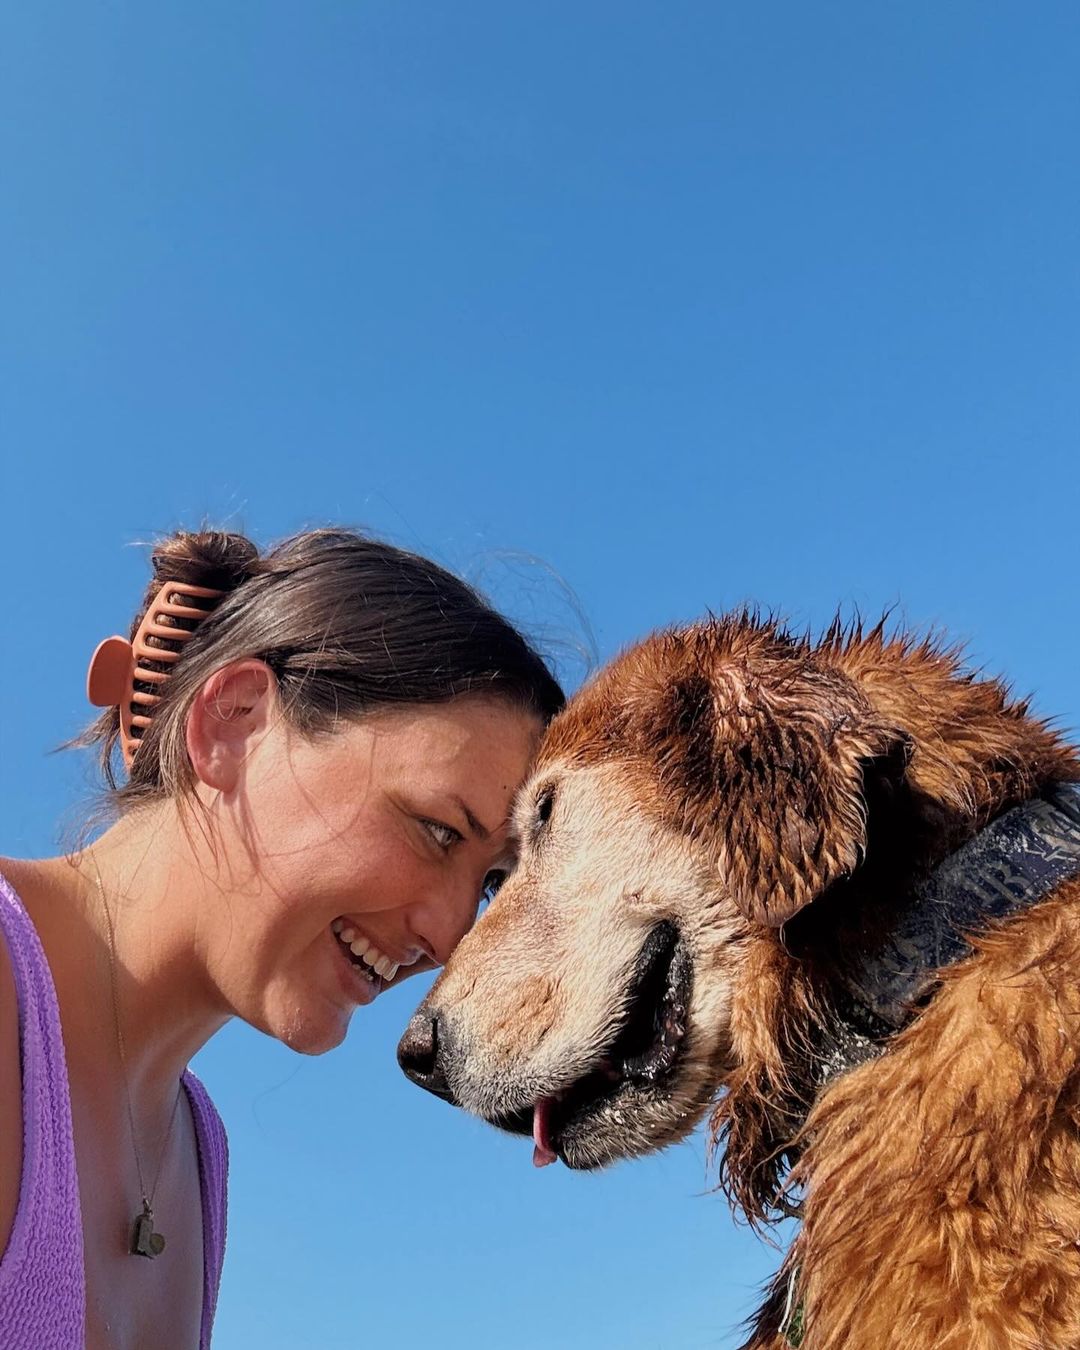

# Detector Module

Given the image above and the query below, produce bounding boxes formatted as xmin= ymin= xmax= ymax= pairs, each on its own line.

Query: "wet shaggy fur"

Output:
xmin=534 ymin=615 xmax=1080 ymax=1349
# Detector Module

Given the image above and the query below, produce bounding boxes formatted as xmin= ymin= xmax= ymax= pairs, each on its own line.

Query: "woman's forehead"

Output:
xmin=367 ymin=698 xmax=541 ymax=759
xmin=325 ymin=700 xmax=541 ymax=811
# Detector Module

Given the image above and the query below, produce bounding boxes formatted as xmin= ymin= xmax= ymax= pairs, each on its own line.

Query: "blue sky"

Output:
xmin=2 ymin=3 xmax=1078 ymax=1346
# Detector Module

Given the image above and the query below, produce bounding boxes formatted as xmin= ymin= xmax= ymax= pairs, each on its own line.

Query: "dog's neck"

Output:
xmin=814 ymin=783 xmax=1080 ymax=1085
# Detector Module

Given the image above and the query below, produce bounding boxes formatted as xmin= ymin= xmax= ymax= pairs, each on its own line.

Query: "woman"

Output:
xmin=0 ymin=527 xmax=564 ymax=1349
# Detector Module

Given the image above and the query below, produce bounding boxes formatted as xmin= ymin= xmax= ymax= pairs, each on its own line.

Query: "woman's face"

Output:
xmin=198 ymin=695 xmax=542 ymax=1054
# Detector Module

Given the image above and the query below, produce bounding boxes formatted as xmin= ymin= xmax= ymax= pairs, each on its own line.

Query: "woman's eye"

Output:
xmin=423 ymin=819 xmax=462 ymax=851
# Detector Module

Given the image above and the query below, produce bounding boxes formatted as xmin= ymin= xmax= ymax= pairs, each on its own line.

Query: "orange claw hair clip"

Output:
xmin=87 ymin=582 xmax=224 ymax=770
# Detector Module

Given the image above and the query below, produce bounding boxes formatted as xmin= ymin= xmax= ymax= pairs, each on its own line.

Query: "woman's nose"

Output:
xmin=407 ymin=880 xmax=481 ymax=966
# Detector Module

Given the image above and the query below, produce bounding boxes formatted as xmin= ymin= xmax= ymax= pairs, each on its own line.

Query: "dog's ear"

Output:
xmin=664 ymin=671 xmax=911 ymax=927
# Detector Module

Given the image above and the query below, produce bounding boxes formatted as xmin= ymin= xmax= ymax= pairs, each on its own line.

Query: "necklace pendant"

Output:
xmin=131 ymin=1202 xmax=166 ymax=1259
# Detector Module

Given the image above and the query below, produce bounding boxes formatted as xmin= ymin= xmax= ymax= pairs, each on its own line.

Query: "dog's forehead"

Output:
xmin=534 ymin=691 xmax=622 ymax=772
xmin=533 ymin=620 xmax=819 ymax=770
xmin=512 ymin=755 xmax=627 ymax=832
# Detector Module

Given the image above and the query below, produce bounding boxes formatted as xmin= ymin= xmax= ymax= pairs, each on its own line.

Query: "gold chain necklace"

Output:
xmin=91 ymin=859 xmax=184 ymax=1259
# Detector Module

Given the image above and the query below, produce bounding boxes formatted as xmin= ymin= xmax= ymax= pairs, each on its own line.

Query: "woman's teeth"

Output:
xmin=331 ymin=920 xmax=400 ymax=981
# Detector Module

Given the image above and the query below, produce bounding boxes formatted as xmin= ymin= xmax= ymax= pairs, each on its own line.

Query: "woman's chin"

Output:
xmin=268 ymin=1003 xmax=353 ymax=1056
xmin=240 ymin=939 xmax=381 ymax=1053
xmin=254 ymin=979 xmax=358 ymax=1055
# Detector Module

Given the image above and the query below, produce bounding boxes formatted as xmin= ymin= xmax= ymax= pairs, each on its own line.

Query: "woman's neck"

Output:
xmin=8 ymin=806 xmax=232 ymax=1112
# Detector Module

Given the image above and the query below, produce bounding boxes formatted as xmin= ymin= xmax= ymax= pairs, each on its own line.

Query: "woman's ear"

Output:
xmin=186 ymin=660 xmax=278 ymax=792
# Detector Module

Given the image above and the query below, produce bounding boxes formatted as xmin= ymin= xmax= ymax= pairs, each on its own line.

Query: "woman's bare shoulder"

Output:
xmin=0 ymin=856 xmax=81 ymax=1259
xmin=0 ymin=882 xmax=22 ymax=1259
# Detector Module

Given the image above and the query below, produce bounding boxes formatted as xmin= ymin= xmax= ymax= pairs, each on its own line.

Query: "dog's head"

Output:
xmin=399 ymin=613 xmax=1074 ymax=1179
xmin=398 ymin=617 xmax=928 ymax=1171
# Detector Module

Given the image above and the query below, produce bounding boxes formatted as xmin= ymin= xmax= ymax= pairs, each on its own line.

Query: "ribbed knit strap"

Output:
xmin=0 ymin=874 xmax=85 ymax=1349
xmin=183 ymin=1069 xmax=229 ymax=1348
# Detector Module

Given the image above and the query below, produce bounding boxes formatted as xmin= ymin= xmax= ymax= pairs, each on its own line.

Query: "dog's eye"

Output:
xmin=481 ymin=869 xmax=508 ymax=907
xmin=536 ymin=787 xmax=555 ymax=830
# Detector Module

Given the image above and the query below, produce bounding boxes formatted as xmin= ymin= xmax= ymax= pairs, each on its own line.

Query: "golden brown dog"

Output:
xmin=399 ymin=614 xmax=1080 ymax=1349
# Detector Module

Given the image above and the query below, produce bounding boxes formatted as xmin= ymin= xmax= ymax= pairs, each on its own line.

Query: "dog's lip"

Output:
xmin=492 ymin=921 xmax=692 ymax=1161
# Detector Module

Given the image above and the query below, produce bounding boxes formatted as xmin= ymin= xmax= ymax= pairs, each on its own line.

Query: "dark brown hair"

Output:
xmin=83 ymin=526 xmax=565 ymax=810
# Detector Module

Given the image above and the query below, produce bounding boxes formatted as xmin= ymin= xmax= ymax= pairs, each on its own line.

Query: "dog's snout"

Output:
xmin=397 ymin=1011 xmax=452 ymax=1099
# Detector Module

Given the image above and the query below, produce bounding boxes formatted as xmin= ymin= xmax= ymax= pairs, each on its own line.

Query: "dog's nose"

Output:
xmin=397 ymin=1011 xmax=452 ymax=1099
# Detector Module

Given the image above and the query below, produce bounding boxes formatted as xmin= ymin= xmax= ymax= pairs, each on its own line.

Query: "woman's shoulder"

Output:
xmin=0 ymin=859 xmax=45 ymax=938
xmin=0 ymin=858 xmax=74 ymax=1261
xmin=0 ymin=866 xmax=25 ymax=1263
xmin=0 ymin=862 xmax=28 ymax=1029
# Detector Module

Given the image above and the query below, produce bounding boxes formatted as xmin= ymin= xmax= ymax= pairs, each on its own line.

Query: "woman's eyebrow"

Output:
xmin=450 ymin=794 xmax=491 ymax=839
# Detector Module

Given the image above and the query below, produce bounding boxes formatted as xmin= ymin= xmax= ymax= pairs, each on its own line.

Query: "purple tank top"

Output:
xmin=0 ymin=873 xmax=229 ymax=1347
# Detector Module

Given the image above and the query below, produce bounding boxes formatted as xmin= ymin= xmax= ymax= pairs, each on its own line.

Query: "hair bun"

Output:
xmin=150 ymin=529 xmax=260 ymax=597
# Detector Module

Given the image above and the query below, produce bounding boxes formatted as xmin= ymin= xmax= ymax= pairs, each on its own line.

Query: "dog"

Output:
xmin=399 ymin=613 xmax=1080 ymax=1349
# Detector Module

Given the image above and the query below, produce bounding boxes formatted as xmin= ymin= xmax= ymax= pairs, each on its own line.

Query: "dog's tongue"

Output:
xmin=532 ymin=1097 xmax=558 ymax=1168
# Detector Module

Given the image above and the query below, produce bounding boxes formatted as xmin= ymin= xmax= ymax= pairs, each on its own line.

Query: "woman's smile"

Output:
xmin=326 ymin=923 xmax=383 ymax=1006
xmin=331 ymin=917 xmax=427 ymax=983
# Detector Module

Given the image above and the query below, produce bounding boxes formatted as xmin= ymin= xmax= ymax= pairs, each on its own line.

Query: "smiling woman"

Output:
xmin=0 ymin=527 xmax=563 ymax=1350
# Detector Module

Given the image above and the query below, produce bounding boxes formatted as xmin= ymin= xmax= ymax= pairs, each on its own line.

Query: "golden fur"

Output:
xmin=406 ymin=615 xmax=1080 ymax=1348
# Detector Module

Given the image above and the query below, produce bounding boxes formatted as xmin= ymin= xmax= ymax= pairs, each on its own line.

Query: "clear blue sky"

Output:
xmin=2 ymin=3 xmax=1078 ymax=1346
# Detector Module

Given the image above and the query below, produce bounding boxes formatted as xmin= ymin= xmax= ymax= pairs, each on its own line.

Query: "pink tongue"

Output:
xmin=532 ymin=1097 xmax=558 ymax=1168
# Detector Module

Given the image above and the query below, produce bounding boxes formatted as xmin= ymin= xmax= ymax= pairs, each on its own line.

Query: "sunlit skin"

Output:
xmin=184 ymin=673 xmax=542 ymax=1057
xmin=0 ymin=662 xmax=541 ymax=1350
